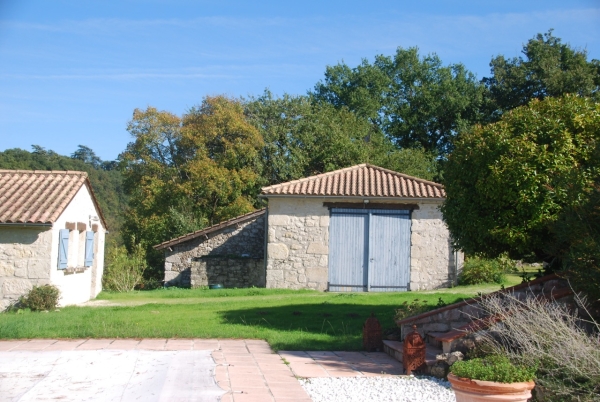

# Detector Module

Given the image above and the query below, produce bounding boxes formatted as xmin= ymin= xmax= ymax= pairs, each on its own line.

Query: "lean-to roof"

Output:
xmin=154 ymin=208 xmax=266 ymax=250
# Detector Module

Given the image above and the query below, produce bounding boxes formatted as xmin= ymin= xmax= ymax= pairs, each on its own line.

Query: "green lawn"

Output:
xmin=0 ymin=278 xmax=519 ymax=351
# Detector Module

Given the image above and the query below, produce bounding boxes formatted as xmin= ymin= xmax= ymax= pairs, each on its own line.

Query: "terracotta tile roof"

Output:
xmin=154 ymin=208 xmax=266 ymax=250
xmin=260 ymin=164 xmax=445 ymax=198
xmin=0 ymin=170 xmax=107 ymax=228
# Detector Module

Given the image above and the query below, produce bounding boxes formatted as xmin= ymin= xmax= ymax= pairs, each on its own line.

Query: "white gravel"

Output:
xmin=299 ymin=376 xmax=456 ymax=402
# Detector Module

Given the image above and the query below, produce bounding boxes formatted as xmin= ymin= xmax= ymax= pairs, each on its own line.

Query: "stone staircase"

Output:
xmin=381 ymin=274 xmax=573 ymax=374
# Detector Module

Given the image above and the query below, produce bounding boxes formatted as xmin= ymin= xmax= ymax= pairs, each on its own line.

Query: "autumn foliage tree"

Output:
xmin=179 ymin=96 xmax=263 ymax=223
xmin=120 ymin=96 xmax=263 ymax=277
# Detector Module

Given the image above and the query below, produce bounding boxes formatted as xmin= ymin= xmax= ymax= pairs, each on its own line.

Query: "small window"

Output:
xmin=58 ymin=224 xmax=95 ymax=270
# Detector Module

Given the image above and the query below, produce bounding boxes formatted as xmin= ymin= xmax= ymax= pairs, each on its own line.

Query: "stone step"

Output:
xmin=382 ymin=340 xmax=442 ymax=374
xmin=424 ymin=332 xmax=446 ymax=351
xmin=427 ymin=315 xmax=510 ymax=353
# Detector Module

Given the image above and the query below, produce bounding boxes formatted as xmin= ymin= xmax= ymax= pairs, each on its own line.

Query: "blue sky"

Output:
xmin=1 ymin=0 xmax=598 ymax=161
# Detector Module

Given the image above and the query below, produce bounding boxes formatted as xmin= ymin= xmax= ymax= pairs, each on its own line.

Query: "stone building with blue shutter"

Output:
xmin=0 ymin=170 xmax=107 ymax=309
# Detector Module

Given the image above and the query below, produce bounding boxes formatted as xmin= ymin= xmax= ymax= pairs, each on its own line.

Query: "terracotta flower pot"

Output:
xmin=447 ymin=373 xmax=535 ymax=402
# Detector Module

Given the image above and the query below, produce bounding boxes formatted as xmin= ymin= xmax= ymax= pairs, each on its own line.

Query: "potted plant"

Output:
xmin=448 ymin=355 xmax=536 ymax=402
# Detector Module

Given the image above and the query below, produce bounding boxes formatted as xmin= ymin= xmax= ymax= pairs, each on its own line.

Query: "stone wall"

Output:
xmin=396 ymin=275 xmax=571 ymax=348
xmin=0 ymin=227 xmax=52 ymax=311
xmin=409 ymin=202 xmax=462 ymax=291
xmin=266 ymin=197 xmax=462 ymax=291
xmin=164 ymin=214 xmax=265 ymax=288
xmin=189 ymin=258 xmax=264 ymax=288
xmin=266 ymin=198 xmax=330 ymax=290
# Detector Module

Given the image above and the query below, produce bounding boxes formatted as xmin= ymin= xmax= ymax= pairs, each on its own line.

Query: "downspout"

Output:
xmin=262 ymin=203 xmax=269 ymax=288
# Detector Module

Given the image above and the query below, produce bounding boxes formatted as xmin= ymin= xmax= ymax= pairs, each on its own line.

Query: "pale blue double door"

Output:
xmin=328 ymin=208 xmax=411 ymax=292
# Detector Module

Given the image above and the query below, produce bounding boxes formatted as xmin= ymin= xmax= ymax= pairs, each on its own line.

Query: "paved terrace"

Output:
xmin=0 ymin=339 xmax=405 ymax=402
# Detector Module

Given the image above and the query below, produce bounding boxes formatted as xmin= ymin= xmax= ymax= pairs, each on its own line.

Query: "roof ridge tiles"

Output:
xmin=261 ymin=164 xmax=368 ymax=191
xmin=0 ymin=169 xmax=88 ymax=176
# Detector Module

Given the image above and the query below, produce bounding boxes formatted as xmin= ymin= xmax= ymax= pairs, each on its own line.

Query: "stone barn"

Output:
xmin=261 ymin=164 xmax=463 ymax=292
xmin=0 ymin=170 xmax=107 ymax=309
xmin=157 ymin=164 xmax=462 ymax=291
xmin=155 ymin=209 xmax=266 ymax=288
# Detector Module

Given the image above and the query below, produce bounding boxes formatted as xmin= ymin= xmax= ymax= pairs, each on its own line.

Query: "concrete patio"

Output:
xmin=0 ymin=339 xmax=405 ymax=402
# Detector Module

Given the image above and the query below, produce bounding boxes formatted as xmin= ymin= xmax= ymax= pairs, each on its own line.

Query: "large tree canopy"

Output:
xmin=483 ymin=30 xmax=600 ymax=119
xmin=442 ymin=96 xmax=600 ymax=266
xmin=312 ymin=47 xmax=485 ymax=156
xmin=245 ymin=91 xmax=439 ymax=183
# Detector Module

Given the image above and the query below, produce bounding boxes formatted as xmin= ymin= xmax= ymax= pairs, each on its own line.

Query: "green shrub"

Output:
xmin=458 ymin=255 xmax=514 ymax=285
xmin=451 ymin=355 xmax=536 ymax=383
xmin=137 ymin=276 xmax=163 ymax=290
xmin=102 ymin=243 xmax=147 ymax=292
xmin=20 ymin=285 xmax=60 ymax=311
xmin=394 ymin=298 xmax=434 ymax=321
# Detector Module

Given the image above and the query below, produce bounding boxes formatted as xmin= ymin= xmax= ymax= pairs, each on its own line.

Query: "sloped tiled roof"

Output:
xmin=260 ymin=164 xmax=445 ymax=198
xmin=154 ymin=208 xmax=266 ymax=250
xmin=0 ymin=170 xmax=107 ymax=227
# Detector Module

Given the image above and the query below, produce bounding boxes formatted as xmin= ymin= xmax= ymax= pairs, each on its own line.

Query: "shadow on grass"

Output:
xmin=220 ymin=295 xmax=467 ymax=350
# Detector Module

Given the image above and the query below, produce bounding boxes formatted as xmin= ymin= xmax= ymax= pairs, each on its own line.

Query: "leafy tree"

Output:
xmin=441 ymin=96 xmax=600 ymax=269
xmin=312 ymin=47 xmax=485 ymax=156
xmin=246 ymin=91 xmax=439 ymax=182
xmin=180 ymin=96 xmax=263 ymax=223
xmin=71 ymin=145 xmax=102 ymax=169
xmin=484 ymin=30 xmax=600 ymax=119
xmin=103 ymin=241 xmax=148 ymax=292
xmin=377 ymin=147 xmax=439 ymax=182
xmin=550 ymin=166 xmax=600 ymax=303
xmin=120 ymin=96 xmax=264 ymax=277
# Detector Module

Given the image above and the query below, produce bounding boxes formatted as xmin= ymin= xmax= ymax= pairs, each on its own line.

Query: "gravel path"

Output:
xmin=299 ymin=376 xmax=456 ymax=402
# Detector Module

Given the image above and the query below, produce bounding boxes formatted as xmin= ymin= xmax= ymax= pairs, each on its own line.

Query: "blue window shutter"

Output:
xmin=58 ymin=229 xmax=69 ymax=269
xmin=84 ymin=231 xmax=95 ymax=267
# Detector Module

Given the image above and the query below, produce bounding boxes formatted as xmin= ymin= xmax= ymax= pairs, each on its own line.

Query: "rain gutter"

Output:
xmin=0 ymin=222 xmax=52 ymax=228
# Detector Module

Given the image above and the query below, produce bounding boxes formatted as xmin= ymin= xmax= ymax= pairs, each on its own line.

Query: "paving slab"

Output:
xmin=0 ymin=349 xmax=224 ymax=401
xmin=281 ymin=349 xmax=406 ymax=378
xmin=0 ymin=340 xmax=26 ymax=351
xmin=10 ymin=339 xmax=57 ymax=351
xmin=105 ymin=339 xmax=141 ymax=349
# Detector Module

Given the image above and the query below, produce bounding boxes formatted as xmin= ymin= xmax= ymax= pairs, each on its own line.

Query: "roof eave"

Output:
xmin=83 ymin=177 xmax=109 ymax=230
xmin=0 ymin=222 xmax=53 ymax=228
xmin=259 ymin=194 xmax=445 ymax=201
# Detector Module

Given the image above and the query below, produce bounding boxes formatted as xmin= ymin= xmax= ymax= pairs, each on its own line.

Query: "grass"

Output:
xmin=0 ymin=280 xmax=519 ymax=351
